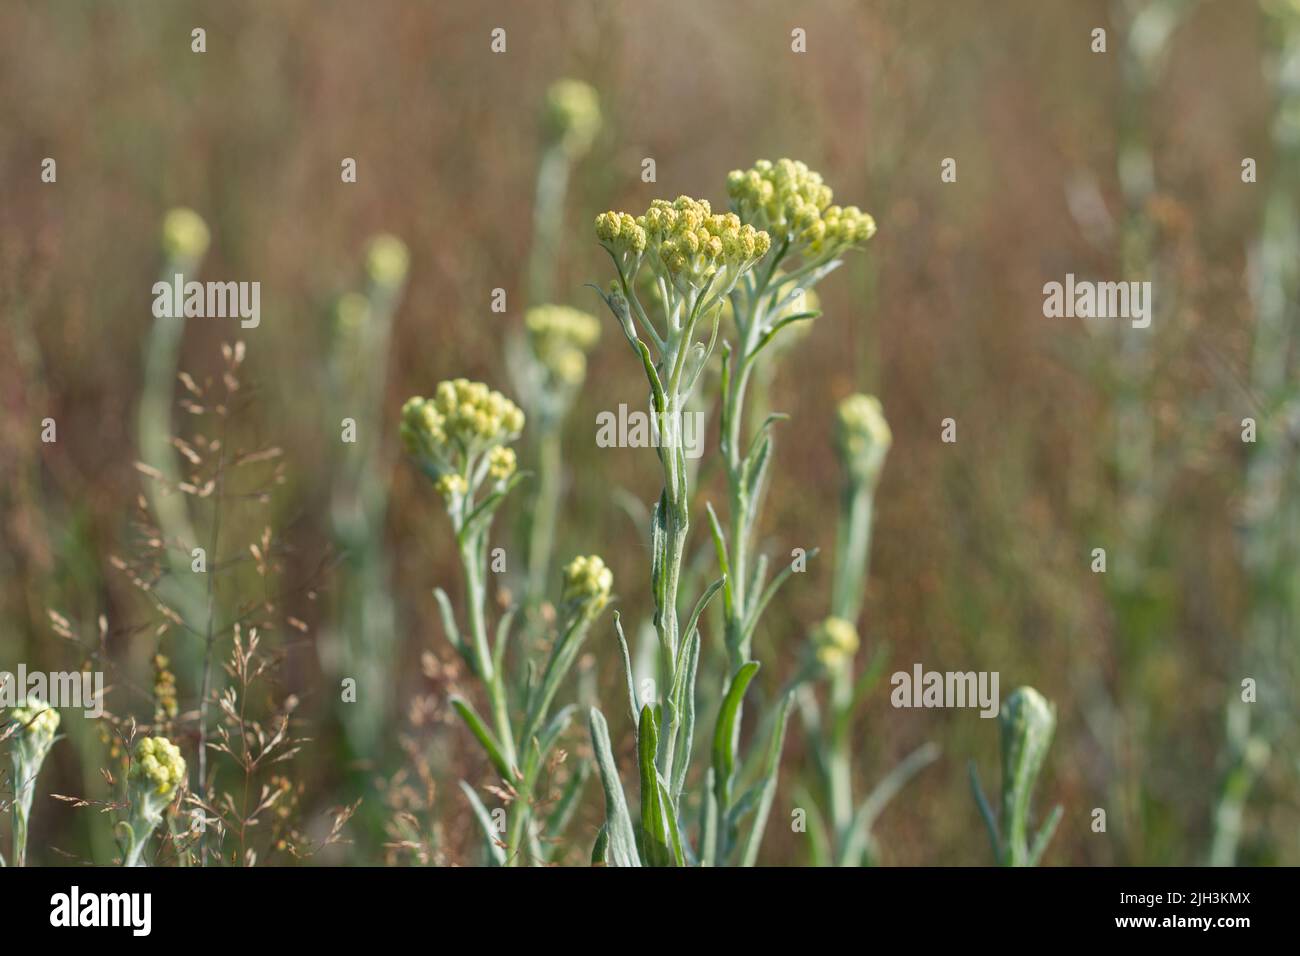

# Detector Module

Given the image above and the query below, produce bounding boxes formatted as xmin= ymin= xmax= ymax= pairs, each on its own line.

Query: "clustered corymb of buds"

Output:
xmin=152 ymin=653 xmax=179 ymax=722
xmin=596 ymin=197 xmax=771 ymax=302
xmin=121 ymin=735 xmax=186 ymax=866
xmin=401 ymin=379 xmax=525 ymax=503
xmin=835 ymin=393 xmax=893 ymax=487
xmin=561 ymin=554 xmax=614 ymax=622
xmin=6 ymin=697 xmax=60 ymax=765
xmin=542 ymin=78 xmax=601 ymax=159
xmin=130 ymin=735 xmax=187 ymax=804
xmin=525 ymin=304 xmax=602 ymax=387
xmin=727 ymin=158 xmax=876 ymax=259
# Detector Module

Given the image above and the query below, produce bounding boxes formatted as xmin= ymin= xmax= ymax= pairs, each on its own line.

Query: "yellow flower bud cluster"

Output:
xmin=153 ymin=653 xmax=178 ymax=722
xmin=543 ymin=78 xmax=601 ymax=158
xmin=810 ymin=616 xmax=860 ymax=670
xmin=525 ymin=305 xmax=602 ymax=386
xmin=130 ymin=735 xmax=186 ymax=798
xmin=487 ymin=446 xmax=517 ymax=481
xmin=402 ymin=380 xmax=524 ymax=502
xmin=434 ymin=474 xmax=467 ymax=500
xmin=727 ymin=158 xmax=875 ymax=258
xmin=598 ymin=197 xmax=772 ymax=294
xmin=835 ymin=393 xmax=892 ymax=484
xmin=8 ymin=697 xmax=60 ymax=747
xmin=161 ymin=207 xmax=210 ymax=262
xmin=365 ymin=234 xmax=410 ymax=288
xmin=594 ymin=210 xmax=647 ymax=258
xmin=562 ymin=554 xmax=614 ymax=619
xmin=402 ymin=379 xmax=524 ymax=461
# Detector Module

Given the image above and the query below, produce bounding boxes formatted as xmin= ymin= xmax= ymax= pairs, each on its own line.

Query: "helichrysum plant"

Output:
xmin=588 ymin=194 xmax=771 ymax=866
xmin=793 ymin=396 xmax=937 ymax=865
xmin=585 ymin=160 xmax=879 ymax=866
xmin=2 ymin=697 xmax=61 ymax=867
xmin=510 ymin=304 xmax=602 ymax=607
xmin=403 ymin=379 xmax=611 ymax=864
xmin=137 ymin=208 xmax=213 ymax=670
xmin=715 ymin=159 xmax=876 ymax=672
xmin=119 ymin=735 xmax=186 ymax=867
xmin=530 ymin=79 xmax=601 ymax=305
xmin=970 ymin=686 xmax=1063 ymax=866
xmin=326 ymin=234 xmax=410 ymax=761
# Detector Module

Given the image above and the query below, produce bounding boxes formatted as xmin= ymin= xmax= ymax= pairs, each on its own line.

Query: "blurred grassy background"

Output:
xmin=1 ymin=0 xmax=1295 ymax=865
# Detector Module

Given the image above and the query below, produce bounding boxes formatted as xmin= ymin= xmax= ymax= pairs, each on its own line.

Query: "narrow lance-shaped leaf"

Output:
xmin=458 ymin=781 xmax=507 ymax=866
xmin=450 ymin=696 xmax=515 ymax=783
xmin=670 ymin=628 xmax=701 ymax=803
xmin=739 ymin=691 xmax=794 ymax=866
xmin=637 ymin=704 xmax=676 ymax=867
xmin=613 ymin=612 xmax=640 ymax=726
xmin=587 ymin=707 xmax=640 ymax=867
xmin=712 ymin=661 xmax=760 ymax=810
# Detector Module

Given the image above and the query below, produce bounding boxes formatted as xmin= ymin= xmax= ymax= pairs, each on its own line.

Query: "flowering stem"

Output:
xmin=719 ymin=271 xmax=774 ymax=670
xmin=12 ymin=777 xmax=31 ymax=867
xmin=458 ymin=532 xmax=517 ymax=771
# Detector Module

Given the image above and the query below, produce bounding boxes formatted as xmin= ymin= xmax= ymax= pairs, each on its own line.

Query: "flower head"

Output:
xmin=727 ymin=159 xmax=875 ymax=260
xmin=161 ymin=207 xmax=210 ymax=262
xmin=999 ymin=687 xmax=1056 ymax=815
xmin=5 ymin=697 xmax=60 ymax=764
xmin=402 ymin=380 xmax=525 ymax=508
xmin=153 ymin=654 xmax=178 ymax=722
xmin=130 ymin=735 xmax=187 ymax=799
xmin=543 ymin=79 xmax=601 ymax=158
xmin=525 ymin=305 xmax=602 ymax=386
xmin=835 ymin=394 xmax=892 ymax=486
xmin=597 ymin=196 xmax=770 ymax=300
xmin=365 ymin=234 xmax=410 ymax=289
xmin=487 ymin=446 xmax=517 ymax=481
xmin=561 ymin=554 xmax=614 ymax=621
xmin=810 ymin=616 xmax=860 ymax=670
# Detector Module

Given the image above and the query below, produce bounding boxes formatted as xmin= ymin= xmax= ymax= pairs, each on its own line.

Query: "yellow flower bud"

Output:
xmin=161 ymin=207 xmax=210 ymax=262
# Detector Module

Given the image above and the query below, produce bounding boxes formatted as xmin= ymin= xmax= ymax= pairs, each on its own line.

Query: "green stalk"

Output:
xmin=525 ymin=426 xmax=562 ymax=606
xmin=11 ymin=774 xmax=32 ymax=867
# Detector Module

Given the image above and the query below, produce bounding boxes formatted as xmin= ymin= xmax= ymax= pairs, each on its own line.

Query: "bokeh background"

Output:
xmin=2 ymin=0 xmax=1297 ymax=865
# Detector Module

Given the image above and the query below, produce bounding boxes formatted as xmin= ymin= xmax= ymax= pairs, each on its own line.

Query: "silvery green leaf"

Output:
xmin=458 ymin=781 xmax=507 ymax=866
xmin=535 ymin=703 xmax=576 ymax=764
xmin=840 ymin=742 xmax=940 ymax=865
xmin=670 ymin=628 xmax=700 ymax=803
xmin=544 ymin=760 xmax=590 ymax=857
xmin=613 ymin=612 xmax=640 ymax=725
xmin=749 ymin=311 xmax=819 ymax=365
xmin=742 ymin=548 xmax=819 ymax=642
xmin=637 ymin=704 xmax=676 ymax=866
xmin=432 ymin=587 xmax=462 ymax=656
xmin=587 ymin=707 xmax=640 ymax=867
xmin=704 ymin=502 xmax=734 ymax=621
xmin=739 ymin=691 xmax=794 ymax=866
xmin=520 ymin=616 xmax=590 ymax=746
xmin=458 ymin=472 xmax=527 ymax=546
xmin=492 ymin=606 xmax=515 ymax=677
xmin=1028 ymin=804 xmax=1064 ymax=867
